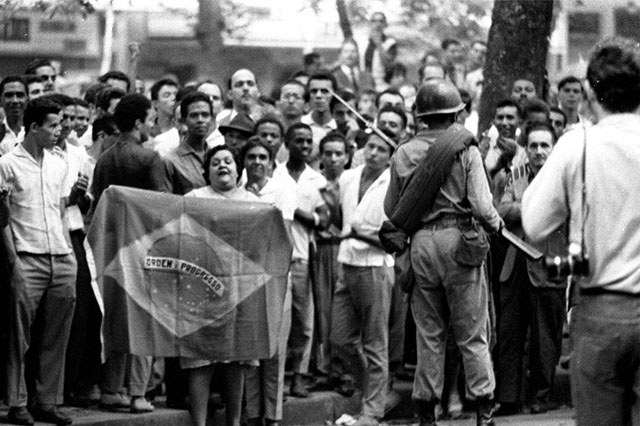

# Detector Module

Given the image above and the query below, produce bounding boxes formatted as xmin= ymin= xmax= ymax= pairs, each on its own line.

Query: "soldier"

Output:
xmin=384 ymin=79 xmax=502 ymax=426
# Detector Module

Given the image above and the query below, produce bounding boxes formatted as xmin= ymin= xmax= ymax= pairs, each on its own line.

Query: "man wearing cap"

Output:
xmin=384 ymin=79 xmax=502 ymax=426
xmin=219 ymin=112 xmax=255 ymax=157
xmin=331 ymin=129 xmax=396 ymax=426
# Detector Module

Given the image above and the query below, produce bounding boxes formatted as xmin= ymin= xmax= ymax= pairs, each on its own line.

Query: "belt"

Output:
xmin=580 ymin=287 xmax=640 ymax=297
xmin=421 ymin=215 xmax=472 ymax=232
xmin=316 ymin=237 xmax=341 ymax=245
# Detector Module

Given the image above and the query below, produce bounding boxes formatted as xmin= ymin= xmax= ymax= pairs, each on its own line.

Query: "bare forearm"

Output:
xmin=1 ymin=225 xmax=16 ymax=265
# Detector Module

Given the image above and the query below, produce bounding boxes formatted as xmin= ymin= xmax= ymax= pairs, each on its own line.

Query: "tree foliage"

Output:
xmin=399 ymin=0 xmax=493 ymax=42
xmin=0 ymin=0 xmax=95 ymax=19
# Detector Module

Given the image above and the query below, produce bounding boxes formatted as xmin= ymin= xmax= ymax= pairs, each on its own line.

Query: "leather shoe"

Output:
xmin=492 ymin=402 xmax=520 ymax=416
xmin=31 ymin=404 xmax=72 ymax=425
xmin=415 ymin=399 xmax=437 ymax=426
xmin=476 ymin=397 xmax=495 ymax=426
xmin=336 ymin=377 xmax=356 ymax=397
xmin=529 ymin=402 xmax=548 ymax=414
xmin=7 ymin=406 xmax=34 ymax=426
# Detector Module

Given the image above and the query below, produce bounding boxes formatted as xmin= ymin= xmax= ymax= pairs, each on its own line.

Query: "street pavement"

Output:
xmin=382 ymin=409 xmax=576 ymax=426
xmin=0 ymin=369 xmax=575 ymax=426
xmin=0 ymin=406 xmax=577 ymax=426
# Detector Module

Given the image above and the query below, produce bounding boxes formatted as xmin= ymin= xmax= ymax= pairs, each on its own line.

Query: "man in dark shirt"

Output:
xmin=92 ymin=94 xmax=168 ymax=204
xmin=91 ymin=93 xmax=168 ymax=413
xmin=163 ymin=92 xmax=213 ymax=195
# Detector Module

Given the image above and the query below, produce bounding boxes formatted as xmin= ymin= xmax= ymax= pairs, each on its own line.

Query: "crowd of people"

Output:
xmin=0 ymin=10 xmax=637 ymax=426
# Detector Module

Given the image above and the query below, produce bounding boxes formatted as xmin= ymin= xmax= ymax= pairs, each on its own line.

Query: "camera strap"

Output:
xmin=580 ymin=121 xmax=588 ymax=256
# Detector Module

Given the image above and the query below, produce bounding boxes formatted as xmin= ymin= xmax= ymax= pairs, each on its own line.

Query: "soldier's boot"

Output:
xmin=415 ymin=399 xmax=438 ymax=426
xmin=476 ymin=397 xmax=496 ymax=426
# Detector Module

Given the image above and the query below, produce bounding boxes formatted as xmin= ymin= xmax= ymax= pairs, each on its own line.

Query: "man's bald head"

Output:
xmin=228 ymin=69 xmax=259 ymax=112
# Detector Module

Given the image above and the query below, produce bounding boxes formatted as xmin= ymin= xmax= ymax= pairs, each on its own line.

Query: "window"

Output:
xmin=568 ymin=12 xmax=600 ymax=64
xmin=63 ymin=39 xmax=87 ymax=51
xmin=615 ymin=7 xmax=640 ymax=41
xmin=0 ymin=18 xmax=30 ymax=42
xmin=40 ymin=21 xmax=77 ymax=33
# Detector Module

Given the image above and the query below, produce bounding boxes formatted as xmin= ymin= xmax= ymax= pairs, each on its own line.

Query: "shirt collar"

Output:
xmin=117 ymin=133 xmax=142 ymax=145
xmin=3 ymin=118 xmax=24 ymax=139
xmin=14 ymin=142 xmax=52 ymax=165
xmin=596 ymin=113 xmax=640 ymax=127
xmin=176 ymin=140 xmax=205 ymax=158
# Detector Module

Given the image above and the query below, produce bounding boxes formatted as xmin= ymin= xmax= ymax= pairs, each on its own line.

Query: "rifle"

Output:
xmin=501 ymin=228 xmax=543 ymax=260
xmin=327 ymin=88 xmax=397 ymax=150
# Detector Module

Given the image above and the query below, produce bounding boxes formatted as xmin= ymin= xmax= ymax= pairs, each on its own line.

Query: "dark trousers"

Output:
xmin=64 ymin=230 xmax=102 ymax=396
xmin=0 ymin=236 xmax=10 ymax=401
xmin=164 ymin=357 xmax=189 ymax=406
xmin=496 ymin=253 xmax=565 ymax=405
xmin=310 ymin=242 xmax=340 ymax=375
xmin=388 ymin=281 xmax=407 ymax=375
xmin=6 ymin=253 xmax=76 ymax=407
xmin=571 ymin=293 xmax=640 ymax=426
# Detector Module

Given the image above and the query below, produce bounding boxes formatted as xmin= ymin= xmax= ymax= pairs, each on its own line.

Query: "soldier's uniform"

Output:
xmin=384 ymin=79 xmax=501 ymax=426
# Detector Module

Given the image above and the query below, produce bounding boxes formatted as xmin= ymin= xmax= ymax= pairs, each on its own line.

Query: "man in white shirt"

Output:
xmin=522 ymin=37 xmax=640 ymax=426
xmin=301 ymin=73 xmax=338 ymax=169
xmin=48 ymin=94 xmax=100 ymax=408
xmin=242 ymin=137 xmax=296 ymax=426
xmin=557 ymin=76 xmax=592 ymax=132
xmin=0 ymin=76 xmax=27 ymax=156
xmin=150 ymin=78 xmax=180 ymax=156
xmin=331 ymin=131 xmax=395 ymax=426
xmin=1 ymin=97 xmax=77 ymax=426
xmin=273 ymin=123 xmax=329 ymax=398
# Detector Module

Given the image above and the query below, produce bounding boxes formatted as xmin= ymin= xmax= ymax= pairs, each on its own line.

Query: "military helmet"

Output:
xmin=415 ymin=78 xmax=465 ymax=117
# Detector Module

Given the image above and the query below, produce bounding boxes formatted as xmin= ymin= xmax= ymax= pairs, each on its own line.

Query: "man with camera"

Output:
xmin=522 ymin=37 xmax=640 ymax=426
xmin=384 ymin=79 xmax=502 ymax=426
xmin=495 ymin=122 xmax=566 ymax=415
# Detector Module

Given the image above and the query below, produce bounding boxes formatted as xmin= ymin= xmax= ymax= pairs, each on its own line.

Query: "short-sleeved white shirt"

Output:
xmin=256 ymin=174 xmax=297 ymax=221
xmin=338 ymin=166 xmax=394 ymax=267
xmin=0 ymin=143 xmax=71 ymax=254
xmin=274 ymin=164 xmax=326 ymax=261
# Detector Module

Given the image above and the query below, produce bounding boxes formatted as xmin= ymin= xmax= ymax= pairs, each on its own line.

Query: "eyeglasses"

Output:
xmin=281 ymin=93 xmax=303 ymax=101
xmin=40 ymin=74 xmax=56 ymax=83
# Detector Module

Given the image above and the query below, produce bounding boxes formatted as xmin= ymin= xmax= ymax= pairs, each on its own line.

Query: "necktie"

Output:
xmin=350 ymin=67 xmax=359 ymax=93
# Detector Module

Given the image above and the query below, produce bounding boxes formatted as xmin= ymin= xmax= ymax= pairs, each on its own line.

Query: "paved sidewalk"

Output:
xmin=385 ymin=409 xmax=575 ymax=426
xmin=0 ymin=366 xmax=574 ymax=426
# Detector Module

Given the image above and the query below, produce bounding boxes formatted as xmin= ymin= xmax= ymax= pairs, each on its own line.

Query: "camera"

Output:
xmin=545 ymin=243 xmax=590 ymax=281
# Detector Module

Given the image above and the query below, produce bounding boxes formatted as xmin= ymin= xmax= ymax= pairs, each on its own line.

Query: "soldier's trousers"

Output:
xmin=410 ymin=228 xmax=494 ymax=403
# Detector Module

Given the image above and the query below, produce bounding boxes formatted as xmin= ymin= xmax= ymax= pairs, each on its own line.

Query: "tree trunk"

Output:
xmin=477 ymin=0 xmax=555 ymax=138
xmin=100 ymin=0 xmax=115 ymax=74
xmin=196 ymin=0 xmax=226 ymax=81
xmin=336 ymin=0 xmax=353 ymax=40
